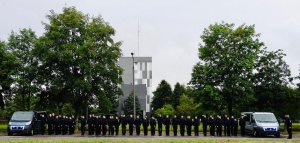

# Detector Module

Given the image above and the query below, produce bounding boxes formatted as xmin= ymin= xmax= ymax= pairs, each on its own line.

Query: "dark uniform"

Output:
xmin=54 ymin=116 xmax=61 ymax=135
xmin=142 ymin=116 xmax=149 ymax=136
xmin=128 ymin=115 xmax=134 ymax=136
xmin=230 ymin=116 xmax=235 ymax=136
xmin=108 ymin=116 xmax=114 ymax=135
xmin=222 ymin=115 xmax=228 ymax=136
xmin=157 ymin=115 xmax=163 ymax=136
xmin=40 ymin=115 xmax=46 ymax=135
xmin=47 ymin=114 xmax=54 ymax=135
xmin=80 ymin=116 xmax=86 ymax=135
xmin=193 ymin=116 xmax=200 ymax=136
xmin=232 ymin=118 xmax=238 ymax=136
xmin=95 ymin=116 xmax=101 ymax=136
xmin=172 ymin=115 xmax=179 ymax=136
xmin=164 ymin=116 xmax=171 ymax=136
xmin=62 ymin=116 xmax=68 ymax=135
xmin=134 ymin=116 xmax=142 ymax=136
xmin=186 ymin=116 xmax=192 ymax=136
xmin=69 ymin=116 xmax=76 ymax=135
xmin=285 ymin=116 xmax=292 ymax=139
xmin=239 ymin=116 xmax=245 ymax=136
xmin=179 ymin=116 xmax=186 ymax=136
xmin=216 ymin=116 xmax=222 ymax=136
xmin=209 ymin=116 xmax=215 ymax=136
xmin=120 ymin=115 xmax=127 ymax=135
xmin=87 ymin=115 xmax=93 ymax=135
xmin=102 ymin=116 xmax=108 ymax=136
xmin=150 ymin=117 xmax=156 ymax=136
xmin=202 ymin=115 xmax=208 ymax=136
xmin=114 ymin=116 xmax=120 ymax=136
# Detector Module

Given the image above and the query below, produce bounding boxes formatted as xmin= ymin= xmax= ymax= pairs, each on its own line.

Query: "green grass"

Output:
xmin=0 ymin=124 xmax=7 ymax=132
xmin=0 ymin=139 xmax=299 ymax=143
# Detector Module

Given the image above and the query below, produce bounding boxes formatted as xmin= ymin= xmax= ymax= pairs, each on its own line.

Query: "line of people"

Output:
xmin=78 ymin=114 xmax=246 ymax=137
xmin=45 ymin=113 xmax=76 ymax=135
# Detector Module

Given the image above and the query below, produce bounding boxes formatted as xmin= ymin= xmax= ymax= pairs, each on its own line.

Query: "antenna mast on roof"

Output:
xmin=137 ymin=18 xmax=140 ymax=57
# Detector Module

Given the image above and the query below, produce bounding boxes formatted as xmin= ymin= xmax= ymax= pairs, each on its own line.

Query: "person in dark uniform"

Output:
xmin=95 ymin=116 xmax=101 ymax=136
xmin=54 ymin=115 xmax=60 ymax=135
xmin=40 ymin=114 xmax=46 ymax=135
xmin=47 ymin=114 xmax=53 ymax=135
xmin=239 ymin=115 xmax=245 ymax=136
xmin=120 ymin=114 xmax=127 ymax=136
xmin=172 ymin=115 xmax=179 ymax=136
xmin=157 ymin=114 xmax=163 ymax=136
xmin=135 ymin=115 xmax=142 ymax=136
xmin=193 ymin=116 xmax=200 ymax=136
xmin=216 ymin=115 xmax=222 ymax=136
xmin=164 ymin=115 xmax=171 ymax=136
xmin=202 ymin=115 xmax=208 ymax=136
xmin=209 ymin=116 xmax=215 ymax=136
xmin=87 ymin=115 xmax=93 ymax=135
xmin=186 ymin=116 xmax=192 ymax=136
xmin=233 ymin=117 xmax=238 ymax=136
xmin=285 ymin=115 xmax=292 ymax=139
xmin=150 ymin=116 xmax=156 ymax=136
xmin=226 ymin=116 xmax=231 ymax=136
xmin=80 ymin=116 xmax=86 ymax=136
xmin=142 ymin=116 xmax=149 ymax=136
xmin=114 ymin=116 xmax=120 ymax=136
xmin=108 ymin=115 xmax=114 ymax=136
xmin=179 ymin=115 xmax=186 ymax=136
xmin=128 ymin=114 xmax=134 ymax=136
xmin=222 ymin=115 xmax=227 ymax=136
xmin=102 ymin=115 xmax=107 ymax=136
xmin=62 ymin=116 xmax=67 ymax=135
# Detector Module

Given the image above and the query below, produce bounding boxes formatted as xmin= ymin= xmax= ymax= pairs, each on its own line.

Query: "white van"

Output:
xmin=241 ymin=112 xmax=280 ymax=137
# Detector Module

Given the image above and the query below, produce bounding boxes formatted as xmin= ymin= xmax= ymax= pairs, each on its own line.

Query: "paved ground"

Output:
xmin=0 ymin=133 xmax=299 ymax=142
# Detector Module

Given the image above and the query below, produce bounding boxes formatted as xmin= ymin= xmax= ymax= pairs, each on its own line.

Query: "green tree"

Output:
xmin=123 ymin=92 xmax=142 ymax=116
xmin=152 ymin=80 xmax=172 ymax=111
xmin=0 ymin=41 xmax=17 ymax=110
xmin=176 ymin=95 xmax=199 ymax=116
xmin=253 ymin=49 xmax=292 ymax=116
xmin=190 ymin=22 xmax=263 ymax=116
xmin=154 ymin=104 xmax=175 ymax=116
xmin=33 ymin=7 xmax=123 ymax=115
xmin=7 ymin=29 xmax=38 ymax=111
xmin=172 ymin=83 xmax=186 ymax=109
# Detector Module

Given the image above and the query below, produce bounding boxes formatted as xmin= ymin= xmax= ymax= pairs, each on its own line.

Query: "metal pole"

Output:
xmin=131 ymin=53 xmax=136 ymax=119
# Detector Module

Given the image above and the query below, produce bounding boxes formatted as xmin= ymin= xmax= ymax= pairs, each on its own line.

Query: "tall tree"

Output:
xmin=0 ymin=41 xmax=17 ymax=109
xmin=190 ymin=22 xmax=263 ymax=116
xmin=33 ymin=7 xmax=123 ymax=115
xmin=253 ymin=49 xmax=292 ymax=116
xmin=7 ymin=29 xmax=38 ymax=111
xmin=172 ymin=82 xmax=185 ymax=109
xmin=152 ymin=80 xmax=172 ymax=111
xmin=123 ymin=92 xmax=142 ymax=116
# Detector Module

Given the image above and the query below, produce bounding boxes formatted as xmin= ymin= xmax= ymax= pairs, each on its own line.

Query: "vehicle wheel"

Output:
xmin=29 ymin=129 xmax=34 ymax=136
xmin=253 ymin=130 xmax=258 ymax=137
xmin=275 ymin=133 xmax=280 ymax=138
xmin=8 ymin=132 xmax=12 ymax=136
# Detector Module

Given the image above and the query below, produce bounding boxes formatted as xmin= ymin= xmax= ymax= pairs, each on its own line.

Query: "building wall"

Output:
xmin=118 ymin=57 xmax=152 ymax=114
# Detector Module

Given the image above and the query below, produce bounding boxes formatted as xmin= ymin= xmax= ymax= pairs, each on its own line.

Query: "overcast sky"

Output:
xmin=1 ymin=0 xmax=300 ymax=90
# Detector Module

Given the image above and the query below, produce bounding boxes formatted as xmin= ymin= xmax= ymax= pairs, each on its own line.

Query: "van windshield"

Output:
xmin=254 ymin=114 xmax=277 ymax=123
xmin=11 ymin=112 xmax=34 ymax=121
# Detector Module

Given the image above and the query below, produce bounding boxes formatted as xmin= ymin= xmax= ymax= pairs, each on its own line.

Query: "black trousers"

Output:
xmin=180 ymin=125 xmax=185 ymax=136
xmin=143 ymin=126 xmax=148 ymax=136
xmin=287 ymin=128 xmax=292 ymax=139
xmin=241 ymin=126 xmax=245 ymax=136
xmin=115 ymin=126 xmax=119 ymax=135
xmin=81 ymin=126 xmax=85 ymax=135
xmin=187 ymin=125 xmax=191 ymax=136
xmin=203 ymin=125 xmax=207 ymax=136
xmin=122 ymin=125 xmax=126 ymax=135
xmin=165 ymin=125 xmax=170 ymax=136
xmin=151 ymin=126 xmax=155 ymax=136
xmin=194 ymin=126 xmax=199 ymax=136
xmin=129 ymin=125 xmax=133 ymax=136
xmin=158 ymin=126 xmax=162 ymax=136
xmin=136 ymin=126 xmax=140 ymax=136
xmin=173 ymin=125 xmax=178 ymax=136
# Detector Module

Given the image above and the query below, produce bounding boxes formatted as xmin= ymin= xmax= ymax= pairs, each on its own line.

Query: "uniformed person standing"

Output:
xmin=202 ymin=115 xmax=208 ymax=136
xmin=193 ymin=116 xmax=200 ymax=136
xmin=157 ymin=114 xmax=163 ymax=136
xmin=95 ymin=116 xmax=101 ymax=136
xmin=54 ymin=115 xmax=60 ymax=135
xmin=80 ymin=116 xmax=86 ymax=136
xmin=40 ymin=114 xmax=46 ymax=135
xmin=120 ymin=114 xmax=127 ymax=136
xmin=285 ymin=115 xmax=292 ymax=139
xmin=216 ymin=115 xmax=222 ymax=136
xmin=209 ymin=116 xmax=215 ymax=136
xmin=164 ymin=115 xmax=171 ymax=136
xmin=226 ymin=116 xmax=231 ymax=136
xmin=150 ymin=116 xmax=156 ymax=136
xmin=142 ymin=116 xmax=149 ymax=136
xmin=179 ymin=116 xmax=186 ymax=136
xmin=239 ymin=115 xmax=245 ymax=136
xmin=186 ymin=116 xmax=192 ymax=136
xmin=47 ymin=114 xmax=53 ymax=135
xmin=102 ymin=115 xmax=107 ymax=136
xmin=128 ymin=114 xmax=134 ymax=136
xmin=108 ymin=116 xmax=114 ymax=136
xmin=114 ymin=116 xmax=120 ymax=136
xmin=87 ymin=115 xmax=93 ymax=135
xmin=233 ymin=117 xmax=238 ymax=136
xmin=172 ymin=115 xmax=179 ymax=136
xmin=135 ymin=115 xmax=142 ymax=136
